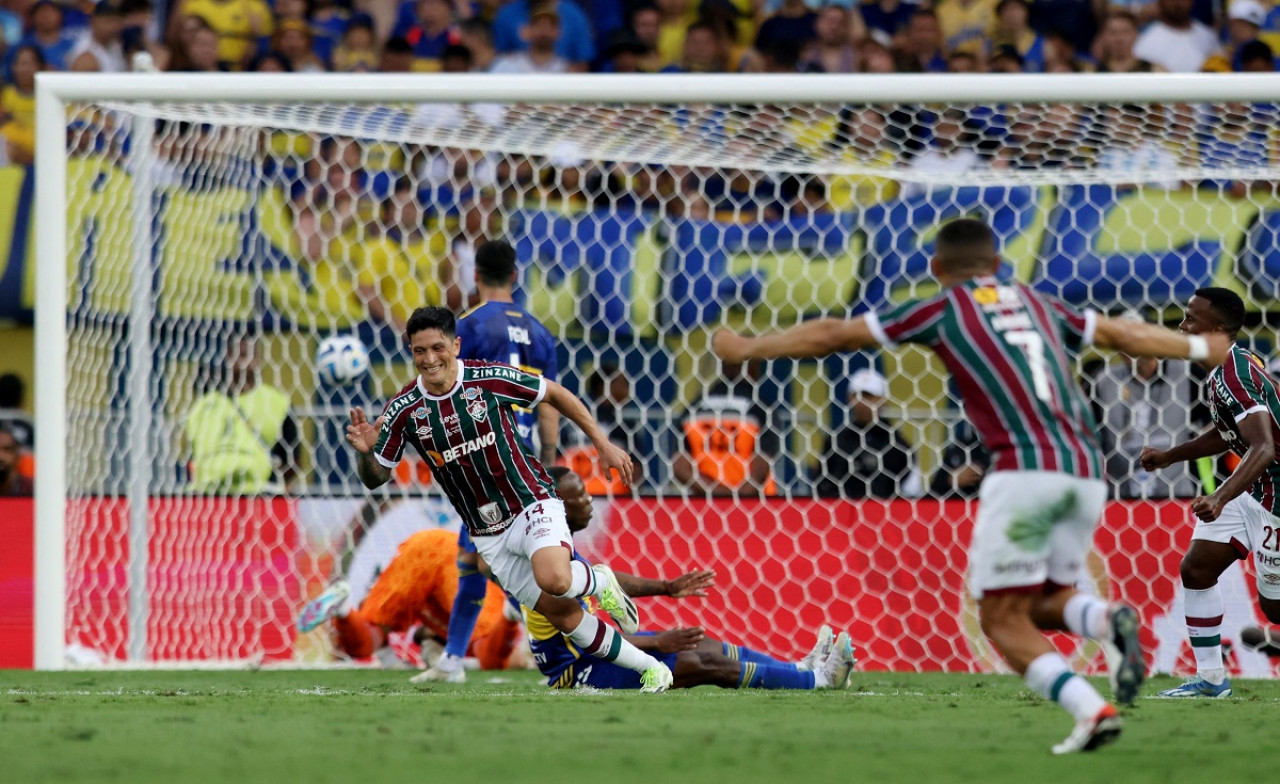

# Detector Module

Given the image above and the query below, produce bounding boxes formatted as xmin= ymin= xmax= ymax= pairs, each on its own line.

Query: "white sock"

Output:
xmin=1062 ymin=593 xmax=1108 ymax=640
xmin=567 ymin=612 xmax=660 ymax=674
xmin=559 ymin=560 xmax=598 ymax=599
xmin=1185 ymin=586 xmax=1226 ymax=682
xmin=1025 ymin=651 xmax=1108 ymax=721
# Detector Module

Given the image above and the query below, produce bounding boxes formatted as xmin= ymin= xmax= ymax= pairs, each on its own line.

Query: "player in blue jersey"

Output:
xmin=421 ymin=239 xmax=564 ymax=683
xmin=529 ymin=469 xmax=856 ymax=692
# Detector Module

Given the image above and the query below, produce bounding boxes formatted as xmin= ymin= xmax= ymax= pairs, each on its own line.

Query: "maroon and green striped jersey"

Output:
xmin=373 ymin=359 xmax=557 ymax=535
xmin=1207 ymin=343 xmax=1280 ymax=514
xmin=866 ymin=276 xmax=1102 ymax=479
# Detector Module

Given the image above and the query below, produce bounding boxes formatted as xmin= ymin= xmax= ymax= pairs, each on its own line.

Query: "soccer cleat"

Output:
xmin=639 ymin=663 xmax=674 ymax=694
xmin=817 ymin=632 xmax=855 ymax=690
xmin=1101 ymin=603 xmax=1146 ymax=706
xmin=1240 ymin=626 xmax=1280 ymax=657
xmin=1051 ymin=704 xmax=1123 ymax=755
xmin=592 ymin=564 xmax=640 ymax=634
xmin=797 ymin=624 xmax=834 ymax=672
xmin=410 ymin=660 xmax=467 ymax=685
xmin=1155 ymin=677 xmax=1232 ymax=698
xmin=297 ymin=580 xmax=350 ymax=634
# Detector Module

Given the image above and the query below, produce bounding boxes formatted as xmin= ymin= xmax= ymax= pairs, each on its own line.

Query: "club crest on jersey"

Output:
xmin=464 ymin=387 xmax=489 ymax=422
xmin=478 ymin=502 xmax=502 ymax=526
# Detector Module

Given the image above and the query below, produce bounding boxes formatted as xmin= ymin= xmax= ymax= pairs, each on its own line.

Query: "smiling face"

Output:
xmin=410 ymin=327 xmax=461 ymax=393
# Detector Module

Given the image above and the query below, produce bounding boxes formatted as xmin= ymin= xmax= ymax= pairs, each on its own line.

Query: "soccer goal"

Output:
xmin=33 ymin=72 xmax=1280 ymax=671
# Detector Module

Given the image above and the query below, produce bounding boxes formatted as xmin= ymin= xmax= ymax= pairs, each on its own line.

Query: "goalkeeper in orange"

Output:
xmin=297 ymin=509 xmax=530 ymax=671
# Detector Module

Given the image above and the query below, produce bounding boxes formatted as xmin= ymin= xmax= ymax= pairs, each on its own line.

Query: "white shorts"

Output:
xmin=470 ymin=499 xmax=572 ymax=609
xmin=968 ymin=471 xmax=1108 ymax=599
xmin=1192 ymin=493 xmax=1280 ymax=601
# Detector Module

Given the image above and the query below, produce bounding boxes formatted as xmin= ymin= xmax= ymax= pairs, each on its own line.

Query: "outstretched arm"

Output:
xmin=614 ymin=569 xmax=716 ymax=599
xmin=543 ymin=380 xmax=633 ymax=485
xmin=1140 ymin=428 xmax=1230 ymax=471
xmin=711 ymin=317 xmax=880 ymax=363
xmin=346 ymin=407 xmax=393 ymax=490
xmin=1192 ymin=412 xmax=1276 ymax=521
xmin=1092 ymin=317 xmax=1231 ymax=365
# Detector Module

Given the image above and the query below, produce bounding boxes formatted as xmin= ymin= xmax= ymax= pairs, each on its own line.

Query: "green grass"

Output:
xmin=1 ymin=670 xmax=1275 ymax=784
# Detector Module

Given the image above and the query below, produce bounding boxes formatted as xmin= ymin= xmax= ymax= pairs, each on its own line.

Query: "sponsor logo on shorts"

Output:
xmin=531 ymin=527 xmax=551 ymax=538
xmin=1258 ymin=553 xmax=1280 ymax=569
xmin=993 ymin=560 xmax=1041 ymax=576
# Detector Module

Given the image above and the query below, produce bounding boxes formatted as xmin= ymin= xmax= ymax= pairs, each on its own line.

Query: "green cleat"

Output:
xmin=639 ymin=664 xmax=673 ymax=694
xmin=592 ymin=564 xmax=640 ymax=634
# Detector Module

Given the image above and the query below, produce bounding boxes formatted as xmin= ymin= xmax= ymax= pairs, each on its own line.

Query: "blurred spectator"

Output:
xmin=858 ymin=36 xmax=896 ymax=70
xmin=800 ymin=5 xmax=860 ymax=72
xmin=560 ymin=362 xmax=648 ymax=494
xmin=440 ymin=42 xmax=471 ymax=71
xmin=69 ymin=0 xmax=125 ymax=72
xmin=491 ymin=4 xmax=572 ymax=72
xmin=248 ymin=48 xmax=291 ymax=71
xmin=1042 ymin=29 xmax=1093 ymax=71
xmin=946 ymin=49 xmax=979 ymax=70
xmin=827 ymin=105 xmax=901 ymax=208
xmin=1239 ymin=38 xmax=1276 ymax=71
xmin=1096 ymin=104 xmax=1180 ymax=190
xmin=992 ymin=0 xmax=1043 ymax=71
xmin=784 ymin=174 xmax=831 ymax=218
xmin=492 ymin=0 xmax=594 ymax=69
xmin=379 ymin=35 xmax=415 ymax=71
xmin=170 ymin=0 xmax=273 ymax=69
xmin=755 ymin=0 xmax=818 ymax=57
xmin=185 ymin=335 xmax=300 ymax=495
xmin=899 ymin=9 xmax=946 ymax=71
xmin=860 ymin=0 xmax=917 ymax=45
xmin=15 ymin=0 xmax=77 ymax=71
xmin=1202 ymin=0 xmax=1266 ymax=72
xmin=0 ymin=425 xmax=32 ymax=497
xmin=988 ymin=42 xmax=1023 ymax=71
xmin=396 ymin=0 xmax=454 ymax=70
xmin=120 ymin=0 xmax=170 ymax=71
xmin=1094 ymin=10 xmax=1156 ymax=72
xmin=901 ymin=107 xmax=982 ymax=198
xmin=672 ymin=359 xmax=779 ymax=497
xmin=1093 ymin=351 xmax=1198 ymax=498
xmin=994 ymin=103 xmax=1085 ymax=169
xmin=307 ymin=0 xmax=350 ymax=65
xmin=350 ymin=181 xmax=439 ymax=334
xmin=929 ymin=419 xmax=989 ymax=500
xmin=0 ymin=372 xmax=33 ymax=451
xmin=294 ymin=136 xmax=364 ymax=262
xmin=331 ymin=13 xmax=378 ymax=71
xmin=457 ymin=18 xmax=496 ymax=71
xmin=273 ymin=18 xmax=325 ymax=72
xmin=1132 ymin=0 xmax=1220 ymax=72
xmin=935 ymin=0 xmax=997 ymax=57
xmin=0 ymin=44 xmax=39 ymax=166
xmin=628 ymin=3 xmax=664 ymax=70
xmin=813 ymin=368 xmax=921 ymax=499
xmin=663 ymin=19 xmax=729 ymax=71
xmin=0 ymin=1 xmax=20 ymax=57
xmin=654 ymin=0 xmax=691 ymax=68
xmin=1030 ymin=0 xmax=1097 ymax=53
xmin=601 ymin=29 xmax=651 ymax=72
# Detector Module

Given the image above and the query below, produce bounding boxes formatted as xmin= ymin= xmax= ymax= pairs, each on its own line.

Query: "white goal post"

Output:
xmin=34 ymin=72 xmax=1280 ymax=671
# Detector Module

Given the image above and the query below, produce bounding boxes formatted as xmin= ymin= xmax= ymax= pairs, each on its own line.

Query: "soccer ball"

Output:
xmin=316 ymin=335 xmax=370 ymax=386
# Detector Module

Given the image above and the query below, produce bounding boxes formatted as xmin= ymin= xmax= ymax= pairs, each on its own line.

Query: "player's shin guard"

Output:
xmin=1185 ymin=586 xmax=1226 ymax=680
xmin=736 ymin=662 xmax=816 ymax=690
xmin=1062 ymin=593 xmax=1108 ymax=639
xmin=443 ymin=565 xmax=489 ymax=660
xmin=568 ymin=613 xmax=659 ymax=674
xmin=1025 ymin=651 xmax=1108 ymax=721
xmin=723 ymin=642 xmax=796 ymax=670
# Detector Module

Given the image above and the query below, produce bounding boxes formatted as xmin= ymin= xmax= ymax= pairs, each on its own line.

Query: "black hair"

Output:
xmin=406 ymin=306 xmax=457 ymax=340
xmin=1240 ymin=39 xmax=1275 ymax=66
xmin=548 ymin=465 xmax=571 ymax=481
xmin=1193 ymin=287 xmax=1246 ymax=335
xmin=383 ymin=36 xmax=413 ymax=55
xmin=441 ymin=43 xmax=473 ymax=65
xmin=934 ymin=218 xmax=997 ymax=273
xmin=0 ymin=373 xmax=24 ymax=408
xmin=474 ymin=240 xmax=518 ymax=286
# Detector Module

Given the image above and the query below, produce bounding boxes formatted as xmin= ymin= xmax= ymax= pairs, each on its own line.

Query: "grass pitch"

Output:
xmin=2 ymin=669 xmax=1275 ymax=784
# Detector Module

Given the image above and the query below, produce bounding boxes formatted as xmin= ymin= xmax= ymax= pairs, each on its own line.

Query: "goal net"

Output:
xmin=35 ymin=74 xmax=1280 ymax=674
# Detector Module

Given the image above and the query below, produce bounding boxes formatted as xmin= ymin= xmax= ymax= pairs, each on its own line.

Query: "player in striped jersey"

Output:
xmin=713 ymin=218 xmax=1232 ymax=753
xmin=1139 ymin=287 xmax=1280 ymax=698
xmin=427 ymin=239 xmax=562 ymax=684
xmin=347 ymin=306 xmax=674 ymax=693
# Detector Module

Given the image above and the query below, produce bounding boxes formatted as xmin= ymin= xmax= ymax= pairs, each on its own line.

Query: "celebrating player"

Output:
xmin=529 ymin=469 xmax=856 ymax=692
xmin=347 ymin=306 xmax=673 ymax=692
xmin=424 ymin=239 xmax=562 ymax=684
xmin=1139 ymin=288 xmax=1280 ymax=698
xmin=712 ymin=218 xmax=1232 ymax=753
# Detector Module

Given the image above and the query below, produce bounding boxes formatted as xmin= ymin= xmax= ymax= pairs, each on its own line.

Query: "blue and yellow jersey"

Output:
xmin=456 ymin=300 xmax=558 ymax=450
xmin=524 ymin=598 xmax=593 ymax=688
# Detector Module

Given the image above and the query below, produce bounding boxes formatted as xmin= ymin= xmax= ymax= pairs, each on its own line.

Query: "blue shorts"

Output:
xmin=457 ymin=527 xmax=478 ymax=555
xmin=546 ymin=633 xmax=678 ymax=689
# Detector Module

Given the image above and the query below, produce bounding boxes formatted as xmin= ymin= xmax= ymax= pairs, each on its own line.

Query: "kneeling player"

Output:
xmin=529 ymin=471 xmax=856 ymax=691
xmin=298 ymin=526 xmax=522 ymax=671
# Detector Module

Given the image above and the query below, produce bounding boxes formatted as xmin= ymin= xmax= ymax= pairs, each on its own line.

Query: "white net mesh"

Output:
xmin=57 ymin=92 xmax=1280 ymax=674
